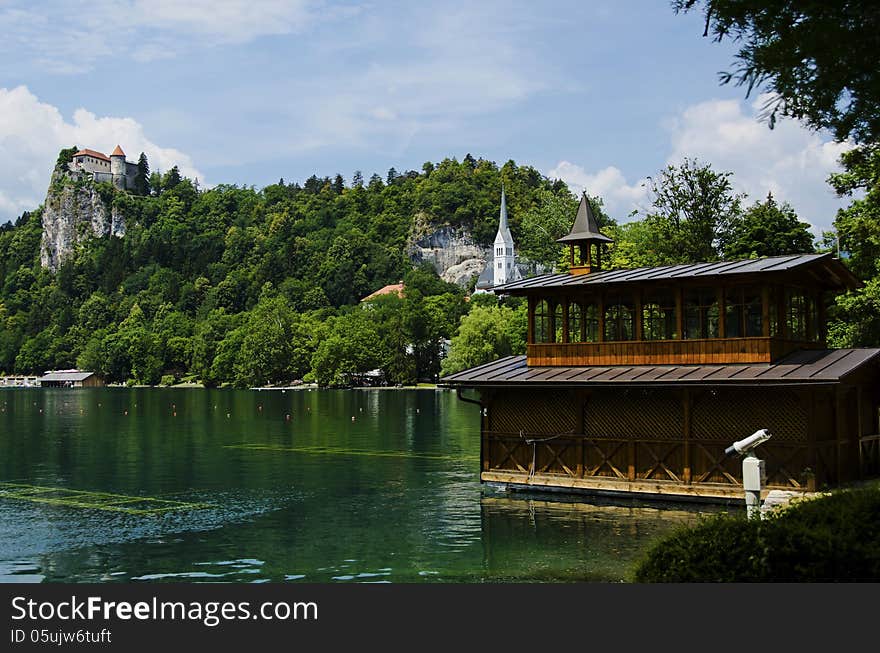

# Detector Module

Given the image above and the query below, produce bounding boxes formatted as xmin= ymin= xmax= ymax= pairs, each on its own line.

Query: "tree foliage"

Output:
xmin=675 ymin=0 xmax=880 ymax=143
xmin=720 ymin=193 xmax=815 ymax=259
xmin=641 ymin=158 xmax=744 ymax=264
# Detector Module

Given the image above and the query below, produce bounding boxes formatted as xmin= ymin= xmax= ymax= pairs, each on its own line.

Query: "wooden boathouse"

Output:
xmin=442 ymin=194 xmax=880 ymax=501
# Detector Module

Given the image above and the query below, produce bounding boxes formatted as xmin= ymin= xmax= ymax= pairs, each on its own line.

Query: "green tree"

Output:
xmin=310 ymin=310 xmax=386 ymax=386
xmin=720 ymin=193 xmax=815 ymax=259
xmin=826 ymin=144 xmax=880 ymax=347
xmin=163 ymin=166 xmax=182 ymax=191
xmin=55 ymin=146 xmax=78 ymax=172
xmin=674 ymin=0 xmax=880 ymax=143
xmin=643 ymin=158 xmax=744 ymax=263
xmin=441 ymin=303 xmax=527 ymax=376
xmin=135 ymin=152 xmax=151 ymax=196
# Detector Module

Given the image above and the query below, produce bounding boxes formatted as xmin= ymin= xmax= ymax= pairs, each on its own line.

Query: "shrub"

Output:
xmin=160 ymin=374 xmax=176 ymax=386
xmin=634 ymin=487 xmax=880 ymax=582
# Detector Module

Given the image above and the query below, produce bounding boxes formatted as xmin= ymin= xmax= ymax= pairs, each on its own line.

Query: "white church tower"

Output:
xmin=493 ymin=186 xmax=518 ymax=287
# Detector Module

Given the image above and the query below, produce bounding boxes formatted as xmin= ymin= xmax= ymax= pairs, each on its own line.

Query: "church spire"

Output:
xmin=497 ymin=184 xmax=513 ymax=245
xmin=493 ymin=184 xmax=517 ymax=287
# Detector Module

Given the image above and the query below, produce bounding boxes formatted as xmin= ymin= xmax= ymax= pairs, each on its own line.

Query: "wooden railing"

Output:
xmin=527 ymin=337 xmax=820 ymax=366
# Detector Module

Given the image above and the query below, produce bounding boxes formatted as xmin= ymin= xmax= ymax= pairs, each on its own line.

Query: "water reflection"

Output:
xmin=0 ymin=388 xmax=715 ymax=582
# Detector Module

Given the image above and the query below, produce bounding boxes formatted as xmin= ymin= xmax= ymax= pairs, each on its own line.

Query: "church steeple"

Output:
xmin=493 ymin=185 xmax=517 ymax=287
xmin=557 ymin=192 xmax=613 ymax=275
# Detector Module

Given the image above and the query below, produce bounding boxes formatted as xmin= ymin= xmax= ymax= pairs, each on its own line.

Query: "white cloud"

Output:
xmin=546 ymin=162 xmax=649 ymax=220
xmin=0 ymin=86 xmax=204 ymax=222
xmin=548 ymin=95 xmax=851 ymax=233
xmin=0 ymin=0 xmax=320 ymax=71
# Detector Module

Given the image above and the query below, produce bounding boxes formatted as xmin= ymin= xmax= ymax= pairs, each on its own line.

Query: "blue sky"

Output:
xmin=0 ymin=0 xmax=851 ymax=232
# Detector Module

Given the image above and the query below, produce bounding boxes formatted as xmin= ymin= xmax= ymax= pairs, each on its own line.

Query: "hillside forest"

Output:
xmin=0 ymin=147 xmax=876 ymax=387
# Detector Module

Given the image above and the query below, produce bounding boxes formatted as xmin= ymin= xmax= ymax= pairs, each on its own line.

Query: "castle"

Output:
xmin=67 ymin=145 xmax=139 ymax=190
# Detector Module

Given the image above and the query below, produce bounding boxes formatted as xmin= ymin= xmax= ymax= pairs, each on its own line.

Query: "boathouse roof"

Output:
xmin=441 ymin=348 xmax=880 ymax=387
xmin=494 ymin=252 xmax=860 ymax=292
xmin=37 ymin=371 xmax=97 ymax=383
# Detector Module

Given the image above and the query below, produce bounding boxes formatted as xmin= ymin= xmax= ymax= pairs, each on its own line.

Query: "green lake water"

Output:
xmin=0 ymin=388 xmax=714 ymax=583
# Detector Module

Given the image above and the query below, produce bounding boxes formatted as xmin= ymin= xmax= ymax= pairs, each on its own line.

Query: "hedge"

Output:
xmin=634 ymin=486 xmax=880 ymax=582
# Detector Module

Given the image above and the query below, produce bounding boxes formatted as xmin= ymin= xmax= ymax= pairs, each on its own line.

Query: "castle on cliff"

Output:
xmin=67 ymin=145 xmax=138 ymax=190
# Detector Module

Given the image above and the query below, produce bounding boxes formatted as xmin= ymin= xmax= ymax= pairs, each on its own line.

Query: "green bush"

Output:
xmin=634 ymin=487 xmax=880 ymax=582
xmin=160 ymin=374 xmax=176 ymax=386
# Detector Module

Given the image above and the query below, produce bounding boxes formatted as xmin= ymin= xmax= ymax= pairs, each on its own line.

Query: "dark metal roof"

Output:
xmin=37 ymin=371 xmax=96 ymax=382
xmin=494 ymin=253 xmax=860 ymax=292
xmin=440 ymin=348 xmax=880 ymax=388
xmin=557 ymin=193 xmax=613 ymax=244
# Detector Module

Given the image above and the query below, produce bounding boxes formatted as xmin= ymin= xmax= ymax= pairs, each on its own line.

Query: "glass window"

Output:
xmin=785 ymin=288 xmax=810 ymax=340
xmin=726 ymin=286 xmax=763 ymax=338
xmin=534 ymin=299 xmax=550 ymax=343
xmin=604 ymin=294 xmax=634 ymax=341
xmin=584 ymin=303 xmax=599 ymax=342
xmin=642 ymin=290 xmax=677 ymax=340
xmin=553 ymin=301 xmax=564 ymax=343
xmin=568 ymin=302 xmax=583 ymax=343
xmin=684 ymin=288 xmax=719 ymax=339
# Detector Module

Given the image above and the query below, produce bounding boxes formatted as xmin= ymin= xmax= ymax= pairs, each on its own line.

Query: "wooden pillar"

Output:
xmin=675 ymin=288 xmax=684 ymax=340
xmin=527 ymin=297 xmax=535 ymax=345
xmin=576 ymin=389 xmax=588 ymax=479
xmin=761 ymin=286 xmax=771 ymax=338
xmin=634 ymin=290 xmax=643 ymax=341
xmin=806 ymin=388 xmax=818 ymax=491
xmin=548 ymin=299 xmax=556 ymax=344
xmin=857 ymin=386 xmax=864 ymax=479
xmin=561 ymin=298 xmax=569 ymax=344
xmin=817 ymin=291 xmax=827 ymax=345
xmin=628 ymin=441 xmax=636 ymax=480
xmin=683 ymin=389 xmax=692 ymax=484
xmin=835 ymin=388 xmax=844 ymax=483
xmin=777 ymin=285 xmax=787 ymax=340
xmin=481 ymin=390 xmax=492 ymax=473
xmin=717 ymin=286 xmax=726 ymax=339
xmin=597 ymin=293 xmax=605 ymax=343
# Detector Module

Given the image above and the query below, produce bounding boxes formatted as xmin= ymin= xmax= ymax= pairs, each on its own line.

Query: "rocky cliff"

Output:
xmin=40 ymin=171 xmax=125 ymax=272
xmin=407 ymin=215 xmax=488 ymax=287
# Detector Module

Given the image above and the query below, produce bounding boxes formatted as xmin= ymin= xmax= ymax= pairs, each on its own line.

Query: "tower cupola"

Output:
xmin=557 ymin=192 xmax=613 ymax=275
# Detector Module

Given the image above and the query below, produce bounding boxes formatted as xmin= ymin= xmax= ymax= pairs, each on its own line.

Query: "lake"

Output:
xmin=0 ymin=387 xmax=714 ymax=582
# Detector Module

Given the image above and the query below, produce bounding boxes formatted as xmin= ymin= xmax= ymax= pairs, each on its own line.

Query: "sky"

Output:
xmin=0 ymin=0 xmax=853 ymax=234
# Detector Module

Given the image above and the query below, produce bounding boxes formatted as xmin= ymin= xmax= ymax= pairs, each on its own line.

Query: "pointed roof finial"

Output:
xmin=496 ymin=184 xmax=513 ymax=243
xmin=557 ymin=192 xmax=613 ymax=244
xmin=111 ymin=145 xmax=125 ymax=157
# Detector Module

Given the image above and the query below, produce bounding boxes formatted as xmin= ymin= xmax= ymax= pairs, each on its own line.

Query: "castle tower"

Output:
xmin=110 ymin=145 xmax=126 ymax=190
xmin=557 ymin=192 xmax=613 ymax=275
xmin=493 ymin=186 xmax=516 ymax=287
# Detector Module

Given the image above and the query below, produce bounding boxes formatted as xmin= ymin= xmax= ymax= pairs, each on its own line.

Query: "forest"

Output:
xmin=0 ymin=142 xmax=877 ymax=388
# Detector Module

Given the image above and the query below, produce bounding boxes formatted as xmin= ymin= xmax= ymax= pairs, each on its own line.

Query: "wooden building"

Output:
xmin=442 ymin=194 xmax=880 ymax=501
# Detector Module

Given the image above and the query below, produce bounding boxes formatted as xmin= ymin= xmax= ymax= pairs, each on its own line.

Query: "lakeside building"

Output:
xmin=37 ymin=370 xmax=104 ymax=388
xmin=442 ymin=193 xmax=880 ymax=501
